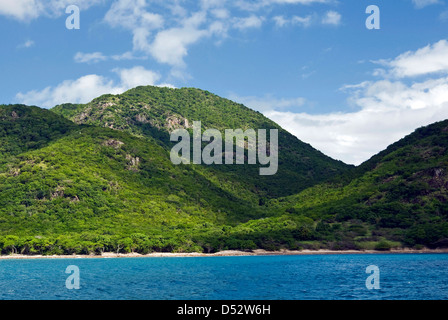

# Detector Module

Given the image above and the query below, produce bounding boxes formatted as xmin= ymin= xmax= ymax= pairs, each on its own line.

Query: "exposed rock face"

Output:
xmin=135 ymin=114 xmax=150 ymax=124
xmin=74 ymin=109 xmax=92 ymax=124
xmin=434 ymin=168 xmax=444 ymax=179
xmin=126 ymin=154 xmax=140 ymax=172
xmin=103 ymin=139 xmax=124 ymax=149
xmin=166 ymin=115 xmax=191 ymax=131
xmin=51 ymin=186 xmax=65 ymax=199
xmin=73 ymin=101 xmax=117 ymax=124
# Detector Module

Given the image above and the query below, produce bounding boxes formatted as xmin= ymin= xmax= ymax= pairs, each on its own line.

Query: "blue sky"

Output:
xmin=1 ymin=0 xmax=448 ymax=164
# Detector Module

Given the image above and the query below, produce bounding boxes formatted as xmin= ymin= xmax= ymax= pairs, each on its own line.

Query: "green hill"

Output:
xmin=0 ymin=90 xmax=349 ymax=254
xmin=271 ymin=120 xmax=448 ymax=250
xmin=0 ymin=104 xmax=273 ymax=254
xmin=0 ymin=87 xmax=447 ymax=254
xmin=52 ymin=86 xmax=351 ymax=198
xmin=0 ymin=105 xmax=76 ymax=157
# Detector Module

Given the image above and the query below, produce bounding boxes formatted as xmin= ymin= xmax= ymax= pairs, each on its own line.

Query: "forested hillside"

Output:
xmin=0 ymin=86 xmax=447 ymax=255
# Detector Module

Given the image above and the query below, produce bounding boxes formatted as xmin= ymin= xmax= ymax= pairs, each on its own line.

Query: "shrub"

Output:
xmin=375 ymin=240 xmax=392 ymax=251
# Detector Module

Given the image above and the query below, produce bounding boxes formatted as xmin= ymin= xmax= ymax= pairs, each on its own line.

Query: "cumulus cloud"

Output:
xmin=148 ymin=13 xmax=210 ymax=67
xmin=235 ymin=0 xmax=331 ymax=11
xmin=273 ymin=11 xmax=340 ymax=28
xmin=273 ymin=0 xmax=331 ymax=3
xmin=233 ymin=15 xmax=265 ymax=29
xmin=74 ymin=52 xmax=108 ymax=64
xmin=0 ymin=0 xmax=40 ymax=21
xmin=104 ymin=1 xmax=212 ymax=69
xmin=0 ymin=0 xmax=103 ymax=21
xmin=259 ymin=40 xmax=448 ymax=165
xmin=3 ymin=0 xmax=339 ymax=73
xmin=113 ymin=66 xmax=161 ymax=89
xmin=273 ymin=15 xmax=312 ymax=27
xmin=149 ymin=28 xmax=205 ymax=67
xmin=229 ymin=93 xmax=306 ymax=112
xmin=16 ymin=66 xmax=173 ymax=108
xmin=104 ymin=0 xmax=164 ymax=30
xmin=16 ymin=75 xmax=119 ymax=108
xmin=102 ymin=0 xmax=337 ymax=71
xmin=266 ymin=78 xmax=448 ymax=165
xmin=376 ymin=40 xmax=448 ymax=78
xmin=321 ymin=10 xmax=341 ymax=25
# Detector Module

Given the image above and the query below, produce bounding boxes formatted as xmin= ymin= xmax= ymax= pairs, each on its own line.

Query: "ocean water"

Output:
xmin=0 ymin=253 xmax=447 ymax=300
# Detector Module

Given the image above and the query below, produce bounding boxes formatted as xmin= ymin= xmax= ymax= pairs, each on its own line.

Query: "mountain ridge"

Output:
xmin=0 ymin=86 xmax=447 ymax=254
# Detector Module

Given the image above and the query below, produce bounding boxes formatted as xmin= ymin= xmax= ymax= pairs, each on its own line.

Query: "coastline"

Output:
xmin=1 ymin=248 xmax=448 ymax=260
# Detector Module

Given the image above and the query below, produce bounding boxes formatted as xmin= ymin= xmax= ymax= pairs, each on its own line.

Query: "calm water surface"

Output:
xmin=0 ymin=253 xmax=447 ymax=300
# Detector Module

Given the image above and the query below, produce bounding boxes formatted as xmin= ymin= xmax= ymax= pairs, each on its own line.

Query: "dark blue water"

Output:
xmin=1 ymin=254 xmax=447 ymax=300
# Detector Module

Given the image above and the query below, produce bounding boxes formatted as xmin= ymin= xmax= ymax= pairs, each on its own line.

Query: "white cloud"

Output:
xmin=0 ymin=0 xmax=103 ymax=21
xmin=0 ymin=0 xmax=41 ymax=20
xmin=105 ymin=3 xmax=211 ymax=69
xmin=16 ymin=66 xmax=173 ymax=108
xmin=233 ymin=15 xmax=265 ymax=30
xmin=273 ymin=12 xmax=340 ymax=28
xmin=18 ymin=39 xmax=35 ymax=48
xmin=200 ymin=0 xmax=226 ymax=10
xmin=149 ymin=22 xmax=209 ymax=67
xmin=270 ymin=0 xmax=330 ymax=3
xmin=266 ymin=77 xmax=448 ymax=165
xmin=236 ymin=0 xmax=330 ymax=11
xmin=260 ymin=40 xmax=448 ymax=165
xmin=74 ymin=52 xmax=108 ymax=64
xmin=104 ymin=0 xmax=164 ymax=30
xmin=43 ymin=0 xmax=104 ymax=16
xmin=412 ymin=0 xmax=441 ymax=9
xmin=104 ymin=0 xmax=165 ymax=60
xmin=113 ymin=66 xmax=161 ymax=89
xmin=273 ymin=15 xmax=312 ymax=27
xmin=377 ymin=39 xmax=448 ymax=78
xmin=293 ymin=15 xmax=313 ymax=27
xmin=211 ymin=8 xmax=230 ymax=19
xmin=75 ymin=50 xmax=148 ymax=64
xmin=111 ymin=51 xmax=146 ymax=61
xmin=16 ymin=75 xmax=119 ymax=108
xmin=229 ymin=93 xmax=306 ymax=112
xmin=149 ymin=29 xmax=200 ymax=67
xmin=321 ymin=10 xmax=341 ymax=25
xmin=0 ymin=0 xmax=40 ymax=21
xmin=103 ymin=0 xmax=335 ymax=69
xmin=273 ymin=15 xmax=288 ymax=27
xmin=3 ymin=0 xmax=338 ymax=73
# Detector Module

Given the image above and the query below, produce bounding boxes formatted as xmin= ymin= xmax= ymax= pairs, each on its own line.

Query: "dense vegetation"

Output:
xmin=269 ymin=120 xmax=448 ymax=250
xmin=52 ymin=86 xmax=350 ymax=198
xmin=0 ymin=86 xmax=447 ymax=255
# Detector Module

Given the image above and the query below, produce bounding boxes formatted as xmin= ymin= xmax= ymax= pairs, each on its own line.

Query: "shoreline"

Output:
xmin=1 ymin=248 xmax=448 ymax=260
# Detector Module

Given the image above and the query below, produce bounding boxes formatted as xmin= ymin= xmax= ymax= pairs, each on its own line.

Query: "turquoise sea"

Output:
xmin=0 ymin=253 xmax=447 ymax=300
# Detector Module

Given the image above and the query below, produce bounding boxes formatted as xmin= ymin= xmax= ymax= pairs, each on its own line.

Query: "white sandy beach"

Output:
xmin=1 ymin=248 xmax=448 ymax=260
